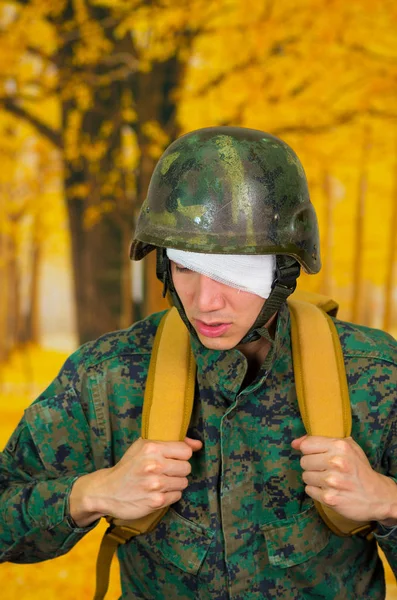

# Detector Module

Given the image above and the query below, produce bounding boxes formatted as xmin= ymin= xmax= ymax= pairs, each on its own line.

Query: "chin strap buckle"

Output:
xmin=272 ymin=257 xmax=301 ymax=293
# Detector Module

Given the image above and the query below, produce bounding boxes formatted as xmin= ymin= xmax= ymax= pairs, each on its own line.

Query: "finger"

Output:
xmin=302 ymin=469 xmax=352 ymax=492
xmin=162 ymin=475 xmax=189 ymax=492
xmin=302 ymin=470 xmax=327 ymax=488
xmin=147 ymin=474 xmax=189 ymax=494
xmin=143 ymin=440 xmax=196 ymax=461
xmin=300 ymin=453 xmax=328 ymax=471
xmin=305 ymin=485 xmax=339 ymax=507
xmin=149 ymin=490 xmax=183 ymax=510
xmin=162 ymin=457 xmax=192 ymax=477
xmin=299 ymin=436 xmax=337 ymax=455
xmin=291 ymin=435 xmax=308 ymax=450
xmin=184 ymin=437 xmax=203 ymax=451
xmin=161 ymin=490 xmax=184 ymax=507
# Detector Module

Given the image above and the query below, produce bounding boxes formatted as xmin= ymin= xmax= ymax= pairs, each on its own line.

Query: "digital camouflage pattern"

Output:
xmin=130 ymin=127 xmax=321 ymax=274
xmin=1 ymin=305 xmax=396 ymax=599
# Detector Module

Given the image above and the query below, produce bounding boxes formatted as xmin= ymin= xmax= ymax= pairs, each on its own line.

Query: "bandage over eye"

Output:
xmin=166 ymin=248 xmax=276 ymax=299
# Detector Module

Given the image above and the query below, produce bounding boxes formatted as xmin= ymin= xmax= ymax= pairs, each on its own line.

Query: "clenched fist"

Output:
xmin=292 ymin=435 xmax=397 ymax=526
xmin=69 ymin=437 xmax=202 ymax=527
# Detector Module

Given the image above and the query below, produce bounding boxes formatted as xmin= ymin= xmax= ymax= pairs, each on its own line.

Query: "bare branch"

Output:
xmin=0 ymin=98 xmax=62 ymax=147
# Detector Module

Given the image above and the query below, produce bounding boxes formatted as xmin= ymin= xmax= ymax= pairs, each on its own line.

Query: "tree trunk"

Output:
xmin=54 ymin=3 xmax=190 ymax=339
xmin=133 ymin=58 xmax=185 ymax=317
xmin=24 ymin=238 xmax=41 ymax=345
xmin=7 ymin=233 xmax=19 ymax=350
xmin=65 ymin=189 xmax=127 ymax=343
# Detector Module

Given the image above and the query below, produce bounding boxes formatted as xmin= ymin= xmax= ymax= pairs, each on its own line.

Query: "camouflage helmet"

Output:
xmin=130 ymin=126 xmax=321 ymax=274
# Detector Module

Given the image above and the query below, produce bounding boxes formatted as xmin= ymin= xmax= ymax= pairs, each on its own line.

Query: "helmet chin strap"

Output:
xmin=156 ymin=248 xmax=300 ymax=346
xmin=239 ymin=256 xmax=300 ymax=343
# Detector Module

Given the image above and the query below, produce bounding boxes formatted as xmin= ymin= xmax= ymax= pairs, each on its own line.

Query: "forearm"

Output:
xmin=0 ymin=476 xmax=96 ymax=563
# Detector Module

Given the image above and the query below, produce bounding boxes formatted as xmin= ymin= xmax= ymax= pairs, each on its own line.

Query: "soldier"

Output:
xmin=0 ymin=127 xmax=396 ymax=599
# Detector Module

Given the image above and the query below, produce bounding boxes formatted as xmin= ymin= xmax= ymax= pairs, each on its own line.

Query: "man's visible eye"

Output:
xmin=175 ymin=264 xmax=192 ymax=273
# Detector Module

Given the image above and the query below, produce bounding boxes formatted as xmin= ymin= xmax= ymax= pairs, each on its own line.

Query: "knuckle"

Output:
xmin=143 ymin=442 xmax=159 ymax=456
xmin=329 ymin=455 xmax=349 ymax=472
xmin=324 ymin=474 xmax=340 ymax=488
xmin=149 ymin=492 xmax=165 ymax=509
xmin=334 ymin=439 xmax=349 ymax=454
xmin=146 ymin=476 xmax=162 ymax=492
xmin=143 ymin=459 xmax=162 ymax=474
xmin=323 ymin=490 xmax=338 ymax=506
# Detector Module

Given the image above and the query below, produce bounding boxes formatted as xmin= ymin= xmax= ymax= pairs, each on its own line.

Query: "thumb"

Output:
xmin=184 ymin=436 xmax=203 ymax=451
xmin=291 ymin=434 xmax=308 ymax=451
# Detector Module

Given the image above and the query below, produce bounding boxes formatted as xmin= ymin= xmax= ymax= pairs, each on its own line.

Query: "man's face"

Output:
xmin=170 ymin=261 xmax=265 ymax=351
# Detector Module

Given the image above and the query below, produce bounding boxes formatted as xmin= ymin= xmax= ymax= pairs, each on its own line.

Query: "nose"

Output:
xmin=195 ymin=274 xmax=226 ymax=312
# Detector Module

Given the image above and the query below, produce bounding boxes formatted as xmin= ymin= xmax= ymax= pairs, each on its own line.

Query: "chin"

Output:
xmin=197 ymin=334 xmax=236 ymax=351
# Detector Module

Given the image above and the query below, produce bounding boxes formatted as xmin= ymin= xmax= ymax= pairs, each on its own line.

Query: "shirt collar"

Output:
xmin=190 ymin=302 xmax=291 ymax=398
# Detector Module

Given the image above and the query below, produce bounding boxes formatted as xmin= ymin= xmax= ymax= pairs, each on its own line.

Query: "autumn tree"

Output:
xmin=1 ymin=0 xmax=397 ymax=342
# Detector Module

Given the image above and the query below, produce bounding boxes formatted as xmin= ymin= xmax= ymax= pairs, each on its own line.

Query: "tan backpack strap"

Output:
xmin=288 ymin=296 xmax=351 ymax=438
xmin=288 ymin=294 xmax=373 ymax=537
xmin=94 ymin=308 xmax=196 ymax=599
xmin=142 ymin=306 xmax=196 ymax=441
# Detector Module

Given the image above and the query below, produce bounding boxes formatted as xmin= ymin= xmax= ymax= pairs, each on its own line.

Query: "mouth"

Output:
xmin=194 ymin=319 xmax=232 ymax=338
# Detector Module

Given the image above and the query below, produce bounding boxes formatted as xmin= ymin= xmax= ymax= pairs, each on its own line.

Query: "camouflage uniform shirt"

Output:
xmin=0 ymin=304 xmax=396 ymax=599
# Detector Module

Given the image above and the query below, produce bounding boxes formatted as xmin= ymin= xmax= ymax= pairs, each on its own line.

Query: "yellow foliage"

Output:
xmin=81 ymin=139 xmax=108 ymax=162
xmin=68 ymin=182 xmax=90 ymax=198
xmin=141 ymin=120 xmax=170 ymax=159
xmin=83 ymin=201 xmax=114 ymax=229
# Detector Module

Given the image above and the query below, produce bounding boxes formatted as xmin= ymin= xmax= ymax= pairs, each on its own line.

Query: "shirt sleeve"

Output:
xmin=375 ymin=419 xmax=397 ymax=576
xmin=0 ymin=351 xmax=99 ymax=563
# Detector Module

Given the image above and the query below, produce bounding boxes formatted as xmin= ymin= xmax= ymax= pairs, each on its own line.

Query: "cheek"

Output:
xmin=172 ymin=277 xmax=193 ymax=307
xmin=233 ymin=292 xmax=264 ymax=315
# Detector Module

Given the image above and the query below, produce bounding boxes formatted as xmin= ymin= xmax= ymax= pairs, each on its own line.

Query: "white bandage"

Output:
xmin=166 ymin=248 xmax=275 ymax=299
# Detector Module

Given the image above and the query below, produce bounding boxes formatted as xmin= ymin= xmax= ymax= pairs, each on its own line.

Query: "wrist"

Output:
xmin=69 ymin=471 xmax=107 ymax=527
xmin=376 ymin=475 xmax=397 ymax=526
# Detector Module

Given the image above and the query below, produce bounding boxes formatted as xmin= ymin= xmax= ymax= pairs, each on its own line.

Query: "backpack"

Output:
xmin=93 ymin=291 xmax=374 ymax=599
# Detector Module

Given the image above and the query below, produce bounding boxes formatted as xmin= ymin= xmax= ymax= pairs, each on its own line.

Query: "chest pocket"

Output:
xmin=24 ymin=388 xmax=94 ymax=478
xmin=129 ymin=507 xmax=214 ymax=574
xmin=261 ymin=504 xmax=330 ymax=568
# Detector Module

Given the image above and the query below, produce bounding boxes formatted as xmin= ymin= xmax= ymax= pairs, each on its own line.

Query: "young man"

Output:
xmin=0 ymin=127 xmax=396 ymax=599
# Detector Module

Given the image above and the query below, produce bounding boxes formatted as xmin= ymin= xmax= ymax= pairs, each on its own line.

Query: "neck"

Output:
xmin=236 ymin=313 xmax=277 ymax=386
xmin=237 ymin=336 xmax=272 ymax=368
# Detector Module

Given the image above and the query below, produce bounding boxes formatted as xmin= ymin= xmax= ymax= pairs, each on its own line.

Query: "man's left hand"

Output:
xmin=292 ymin=435 xmax=397 ymax=526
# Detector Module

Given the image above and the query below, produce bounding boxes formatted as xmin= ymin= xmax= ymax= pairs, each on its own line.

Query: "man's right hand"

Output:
xmin=69 ymin=437 xmax=202 ymax=527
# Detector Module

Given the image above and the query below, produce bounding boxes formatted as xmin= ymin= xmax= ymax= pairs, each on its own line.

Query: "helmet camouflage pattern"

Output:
xmin=130 ymin=126 xmax=321 ymax=274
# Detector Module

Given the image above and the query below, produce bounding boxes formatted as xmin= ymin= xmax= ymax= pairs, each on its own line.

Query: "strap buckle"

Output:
xmin=272 ymin=259 xmax=300 ymax=292
xmin=105 ymin=523 xmax=139 ymax=545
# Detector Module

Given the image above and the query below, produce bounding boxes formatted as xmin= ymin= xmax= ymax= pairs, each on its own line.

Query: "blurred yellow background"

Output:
xmin=0 ymin=0 xmax=396 ymax=597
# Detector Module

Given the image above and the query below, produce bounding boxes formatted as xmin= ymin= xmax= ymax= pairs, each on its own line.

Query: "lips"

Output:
xmin=195 ymin=319 xmax=232 ymax=338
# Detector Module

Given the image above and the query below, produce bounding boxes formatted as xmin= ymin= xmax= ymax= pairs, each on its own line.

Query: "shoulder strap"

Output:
xmin=287 ymin=290 xmax=373 ymax=537
xmin=93 ymin=308 xmax=196 ymax=600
